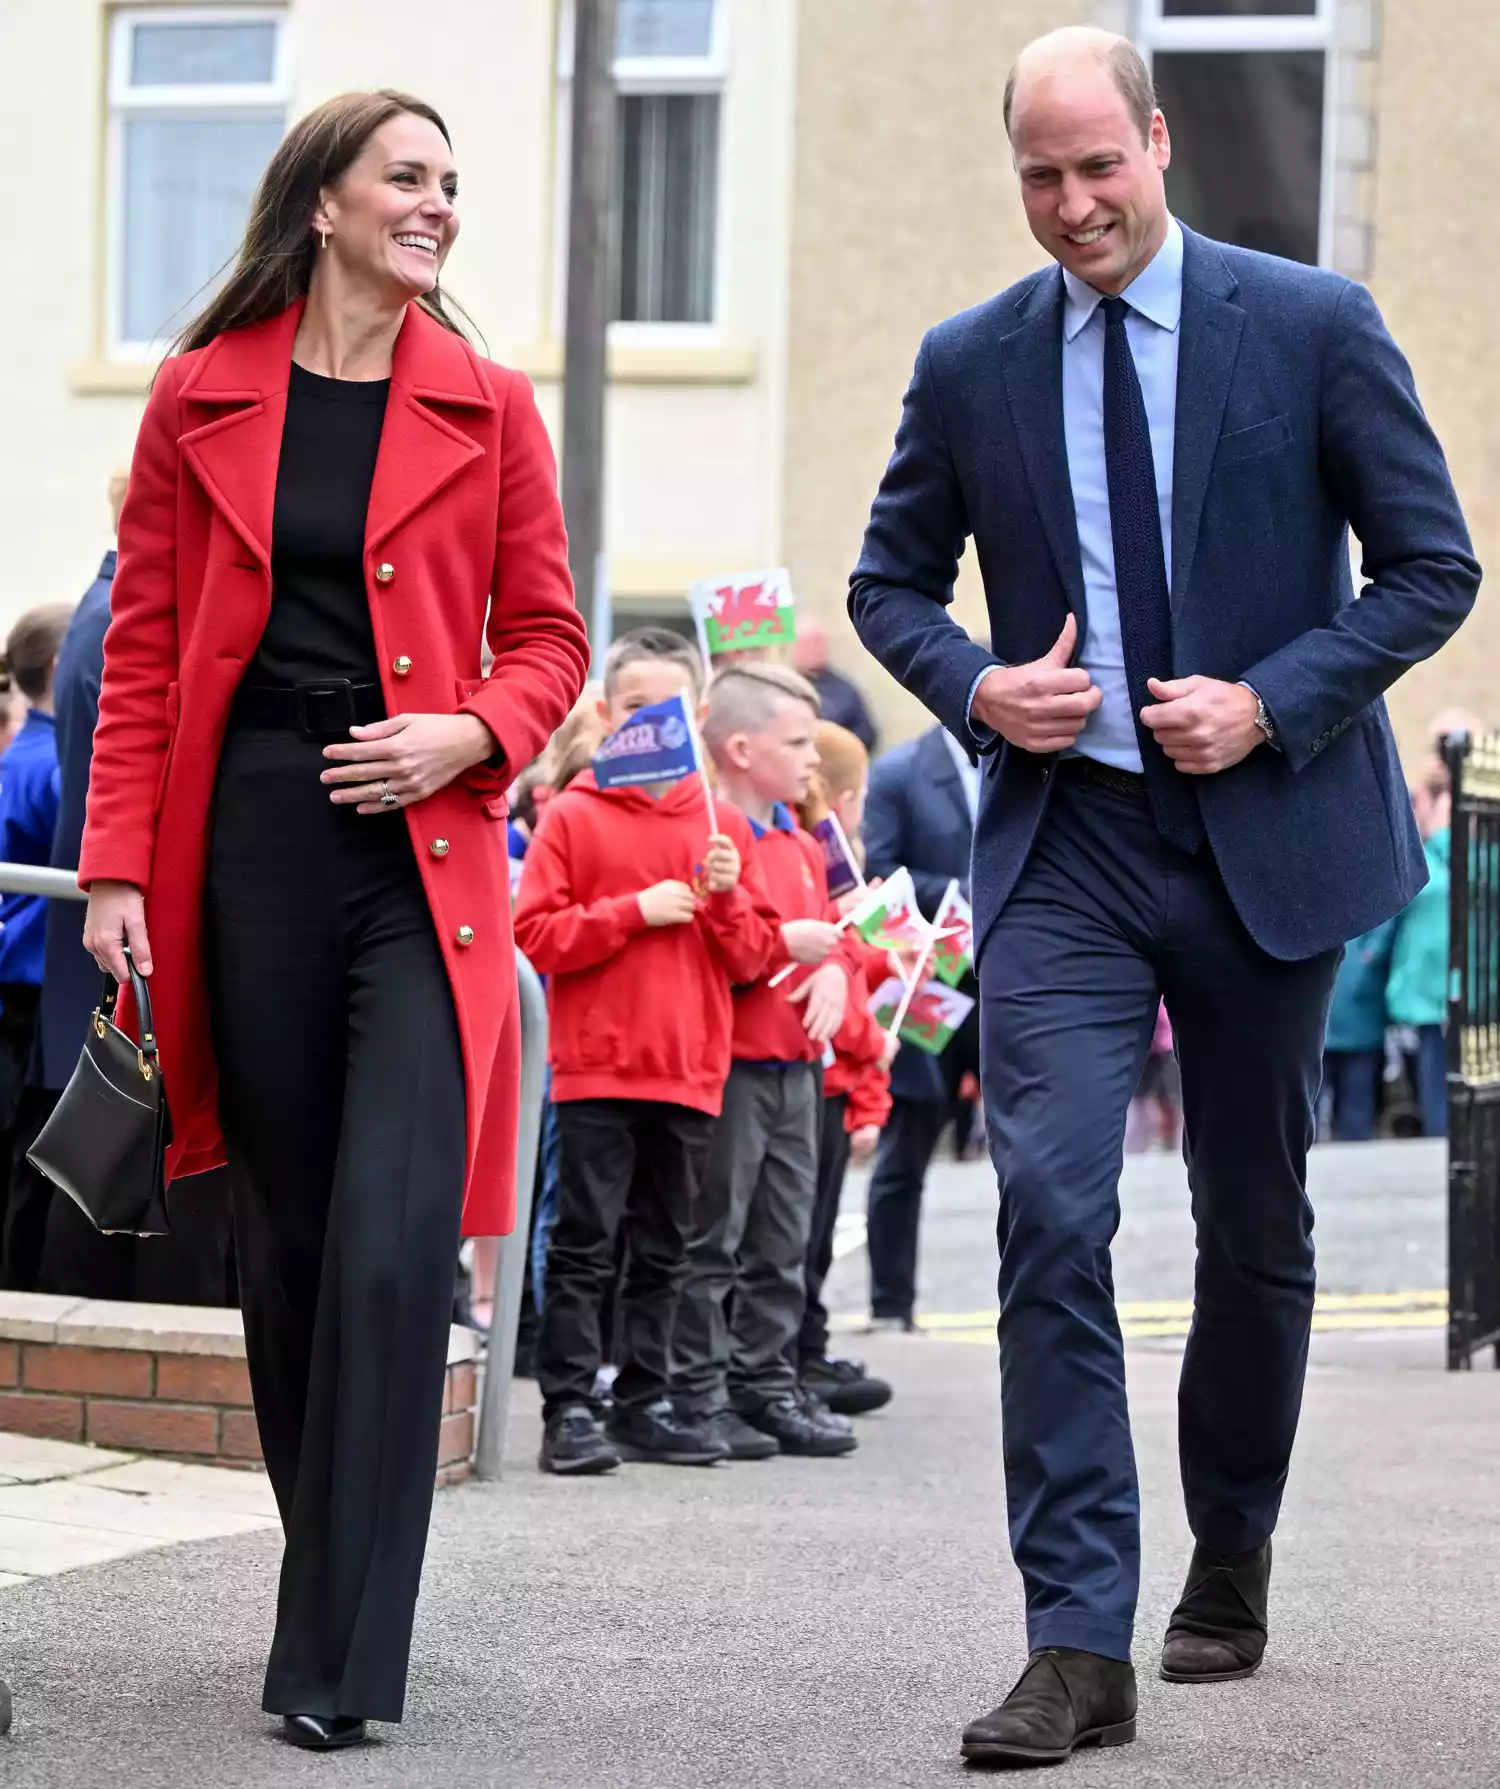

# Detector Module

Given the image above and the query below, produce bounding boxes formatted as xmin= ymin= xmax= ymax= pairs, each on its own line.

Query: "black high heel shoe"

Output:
xmin=281 ymin=1714 xmax=368 ymax=1750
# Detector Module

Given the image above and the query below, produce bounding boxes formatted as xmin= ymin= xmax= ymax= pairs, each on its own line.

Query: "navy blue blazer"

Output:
xmin=864 ymin=724 xmax=975 ymax=1102
xmin=849 ymin=228 xmax=1479 ymax=963
xmin=35 ymin=552 xmax=113 ymax=1089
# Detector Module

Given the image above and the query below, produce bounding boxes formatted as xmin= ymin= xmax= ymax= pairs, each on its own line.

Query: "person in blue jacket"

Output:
xmin=0 ymin=603 xmax=72 ymax=1280
xmin=1321 ymin=919 xmax=1397 ymax=1141
xmin=1387 ymin=809 xmax=1451 ymax=1140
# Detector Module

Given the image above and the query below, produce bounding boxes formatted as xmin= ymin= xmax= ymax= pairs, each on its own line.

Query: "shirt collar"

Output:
xmin=747 ymin=802 xmax=798 ymax=840
xmin=942 ymin=727 xmax=977 ymax=781
xmin=1062 ymin=215 xmax=1184 ymax=343
xmin=99 ymin=549 xmax=117 ymax=581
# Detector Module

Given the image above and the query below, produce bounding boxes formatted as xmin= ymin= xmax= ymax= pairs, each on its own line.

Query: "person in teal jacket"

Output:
xmin=1387 ymin=824 xmax=1450 ymax=1138
xmin=1322 ymin=918 xmax=1397 ymax=1140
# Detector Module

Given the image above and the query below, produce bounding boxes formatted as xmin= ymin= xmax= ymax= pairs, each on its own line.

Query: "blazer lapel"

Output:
xmin=176 ymin=305 xmax=302 ymax=574
xmin=1171 ymin=230 xmax=1245 ymax=609
xmin=999 ymin=270 xmax=1086 ymax=627
xmin=924 ymin=727 xmax=974 ymax=836
xmin=365 ymin=307 xmax=492 ymax=555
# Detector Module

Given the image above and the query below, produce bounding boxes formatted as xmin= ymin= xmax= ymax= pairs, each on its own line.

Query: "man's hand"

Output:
xmin=638 ymin=880 xmax=698 ymax=927
xmin=970 ymin=614 xmax=1101 ymax=753
xmin=787 ymin=962 xmax=848 ymax=1044
xmin=1140 ymin=677 xmax=1263 ymax=775
xmin=782 ymin=919 xmax=841 ymax=965
xmin=702 ymin=833 xmax=741 ymax=894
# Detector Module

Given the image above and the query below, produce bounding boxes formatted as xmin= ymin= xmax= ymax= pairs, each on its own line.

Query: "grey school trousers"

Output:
xmin=673 ymin=1061 xmax=819 ymax=1414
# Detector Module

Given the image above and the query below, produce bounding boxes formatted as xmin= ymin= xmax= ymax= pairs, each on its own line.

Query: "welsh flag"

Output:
xmin=847 ymin=868 xmax=929 ymax=954
xmin=688 ymin=568 xmax=796 ymax=655
xmin=931 ymin=880 xmax=974 ymax=987
xmin=869 ymin=976 xmax=976 ymax=1056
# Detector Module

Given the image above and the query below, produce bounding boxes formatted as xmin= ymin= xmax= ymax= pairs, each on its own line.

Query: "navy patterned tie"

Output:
xmin=1100 ymin=295 xmax=1204 ymax=852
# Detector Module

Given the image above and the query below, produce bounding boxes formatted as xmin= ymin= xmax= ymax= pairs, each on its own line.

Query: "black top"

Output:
xmin=250 ymin=361 xmax=389 ymax=687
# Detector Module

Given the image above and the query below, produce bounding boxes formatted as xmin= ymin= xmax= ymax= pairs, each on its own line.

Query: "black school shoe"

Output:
xmin=539 ymin=1404 xmax=621 ymax=1475
xmin=606 ymin=1398 xmax=730 ymax=1465
xmin=282 ymin=1715 xmax=368 ymax=1750
xmin=800 ymin=1354 xmax=893 ymax=1416
xmin=1160 ymin=1540 xmax=1272 ymax=1682
xmin=738 ymin=1393 xmax=858 ymax=1457
xmin=961 ymin=1648 xmax=1137 ymax=1765
xmin=702 ymin=1407 xmax=781 ymax=1460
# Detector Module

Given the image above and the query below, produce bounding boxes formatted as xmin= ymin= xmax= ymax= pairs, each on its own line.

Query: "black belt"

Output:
xmin=1058 ymin=754 xmax=1149 ymax=801
xmin=230 ymin=678 xmax=386 ymax=741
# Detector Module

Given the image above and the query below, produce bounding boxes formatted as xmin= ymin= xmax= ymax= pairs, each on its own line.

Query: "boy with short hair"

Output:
xmin=515 ymin=629 xmax=779 ymax=1474
xmin=673 ymin=665 xmax=861 ymax=1459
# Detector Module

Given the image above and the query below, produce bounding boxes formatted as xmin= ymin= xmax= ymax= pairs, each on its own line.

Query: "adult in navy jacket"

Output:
xmin=849 ymin=30 xmax=1478 ymax=1766
xmin=861 ymin=725 xmax=978 ymax=1328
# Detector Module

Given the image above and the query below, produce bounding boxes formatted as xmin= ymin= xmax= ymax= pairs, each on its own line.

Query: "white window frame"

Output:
xmin=106 ymin=5 xmax=292 ymax=359
xmin=553 ymin=0 xmax=730 ymax=344
xmin=1137 ymin=0 xmax=1337 ymax=268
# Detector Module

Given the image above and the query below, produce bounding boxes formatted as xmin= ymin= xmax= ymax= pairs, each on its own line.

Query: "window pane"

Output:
xmin=122 ymin=112 xmax=285 ymax=343
xmin=616 ymin=0 xmax=715 ymax=59
xmin=613 ymin=93 xmax=719 ymax=322
xmin=1154 ymin=50 xmax=1323 ymax=264
xmin=1161 ymin=1 xmax=1316 ymax=14
xmin=130 ymin=21 xmax=279 ymax=86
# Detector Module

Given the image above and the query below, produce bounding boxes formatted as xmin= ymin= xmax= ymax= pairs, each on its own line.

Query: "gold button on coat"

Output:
xmin=392 ymin=655 xmax=412 ymax=677
xmin=374 ymin=562 xmax=395 ymax=584
xmin=456 ymin=925 xmax=475 ymax=947
xmin=429 ymin=838 xmax=450 ymax=858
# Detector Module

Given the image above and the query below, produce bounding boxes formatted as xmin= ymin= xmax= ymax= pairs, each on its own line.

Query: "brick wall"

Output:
xmin=0 ymin=1299 xmax=479 ymax=1486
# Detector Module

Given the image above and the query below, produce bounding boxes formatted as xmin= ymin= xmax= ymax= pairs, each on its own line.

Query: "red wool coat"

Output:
xmin=78 ymin=301 xmax=589 ymax=1237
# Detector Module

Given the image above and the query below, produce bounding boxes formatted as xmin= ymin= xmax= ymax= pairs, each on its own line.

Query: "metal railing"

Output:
xmin=1442 ymin=733 xmax=1500 ymax=1368
xmin=0 ymin=859 xmax=545 ymax=1467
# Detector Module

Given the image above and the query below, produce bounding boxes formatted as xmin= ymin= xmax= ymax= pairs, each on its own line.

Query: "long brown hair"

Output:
xmin=169 ymin=90 xmax=473 ymax=357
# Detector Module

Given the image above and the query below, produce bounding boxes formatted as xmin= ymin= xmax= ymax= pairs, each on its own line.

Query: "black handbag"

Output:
xmin=27 ymin=945 xmax=172 ymax=1237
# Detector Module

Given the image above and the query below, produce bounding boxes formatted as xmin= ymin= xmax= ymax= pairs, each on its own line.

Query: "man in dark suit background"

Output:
xmin=850 ymin=27 xmax=1478 ymax=1766
xmin=861 ymin=722 xmax=977 ymax=1332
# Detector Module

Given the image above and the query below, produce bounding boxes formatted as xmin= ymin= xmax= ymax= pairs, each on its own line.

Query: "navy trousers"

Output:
xmin=980 ymin=766 xmax=1338 ymax=1661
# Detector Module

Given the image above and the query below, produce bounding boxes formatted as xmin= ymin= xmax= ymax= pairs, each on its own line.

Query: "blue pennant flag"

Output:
xmin=592 ymin=693 xmax=702 ymax=792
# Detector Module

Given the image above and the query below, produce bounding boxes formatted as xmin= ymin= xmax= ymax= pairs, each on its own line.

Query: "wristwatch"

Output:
xmin=1242 ymin=684 xmax=1277 ymax=748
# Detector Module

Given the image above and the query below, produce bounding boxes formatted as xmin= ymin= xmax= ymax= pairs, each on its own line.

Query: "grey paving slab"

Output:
xmin=0 ymin=1314 xmax=1496 ymax=1787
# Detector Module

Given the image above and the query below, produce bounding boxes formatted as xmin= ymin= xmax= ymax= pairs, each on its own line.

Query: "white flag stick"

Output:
xmin=885 ymin=945 xmax=933 ymax=1043
xmin=691 ymin=603 xmax=716 ymax=693
xmin=682 ymin=699 xmax=717 ymax=835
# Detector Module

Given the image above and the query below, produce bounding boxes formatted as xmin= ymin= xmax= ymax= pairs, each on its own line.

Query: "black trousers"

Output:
xmin=866 ymin=1003 xmax=980 ymax=1322
xmin=797 ymin=1091 xmax=851 ymax=1364
xmin=38 ymin=1158 xmax=236 ymax=1305
xmin=205 ymin=725 xmax=466 ymax=1724
xmin=0 ymin=987 xmax=43 ymax=1289
xmin=537 ymin=1097 xmax=713 ymax=1420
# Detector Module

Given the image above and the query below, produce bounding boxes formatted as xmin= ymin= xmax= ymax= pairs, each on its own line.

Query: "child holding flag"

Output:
xmin=672 ymin=666 xmax=861 ymax=1460
xmin=514 ymin=630 xmax=779 ymax=1475
xmin=794 ymin=722 xmax=895 ymax=1417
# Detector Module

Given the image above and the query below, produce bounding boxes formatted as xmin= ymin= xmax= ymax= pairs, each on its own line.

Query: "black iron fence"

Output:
xmin=1443 ymin=731 xmax=1500 ymax=1368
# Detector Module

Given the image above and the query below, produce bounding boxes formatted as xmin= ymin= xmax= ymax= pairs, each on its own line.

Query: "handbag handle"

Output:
xmin=96 ymin=944 xmax=160 ymax=1079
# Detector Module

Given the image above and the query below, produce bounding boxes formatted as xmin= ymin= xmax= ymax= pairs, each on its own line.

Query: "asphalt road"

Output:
xmin=3 ymin=1139 xmax=1495 ymax=1788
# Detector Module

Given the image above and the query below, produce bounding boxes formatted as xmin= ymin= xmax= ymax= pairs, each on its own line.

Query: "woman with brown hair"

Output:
xmin=80 ymin=91 xmax=588 ymax=1748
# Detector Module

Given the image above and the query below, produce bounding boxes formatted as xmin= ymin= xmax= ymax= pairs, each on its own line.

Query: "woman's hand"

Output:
xmin=83 ymin=881 xmax=153 ymax=982
xmin=321 ymin=713 xmax=498 ymax=814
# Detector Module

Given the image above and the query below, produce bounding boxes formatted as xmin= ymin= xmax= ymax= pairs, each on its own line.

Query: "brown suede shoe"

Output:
xmin=961 ymin=1648 xmax=1137 ymax=1765
xmin=1160 ymin=1539 xmax=1272 ymax=1683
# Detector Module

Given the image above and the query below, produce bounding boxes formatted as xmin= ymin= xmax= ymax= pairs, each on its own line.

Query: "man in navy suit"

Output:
xmin=850 ymin=28 xmax=1478 ymax=1766
xmin=862 ymin=723 xmax=978 ymax=1330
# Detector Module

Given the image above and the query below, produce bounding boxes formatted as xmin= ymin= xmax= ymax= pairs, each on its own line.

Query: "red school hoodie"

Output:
xmin=513 ymin=771 xmax=780 ymax=1115
xmin=726 ymin=804 xmax=861 ymax=1065
xmin=825 ymin=935 xmax=893 ymax=1133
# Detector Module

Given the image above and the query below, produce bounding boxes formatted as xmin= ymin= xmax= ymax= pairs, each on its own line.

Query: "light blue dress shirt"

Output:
xmin=1062 ymin=216 xmax=1183 ymax=770
xmin=967 ymin=218 xmax=1185 ymax=771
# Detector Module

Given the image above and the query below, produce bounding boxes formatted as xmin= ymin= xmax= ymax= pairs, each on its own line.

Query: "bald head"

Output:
xmin=1004 ymin=28 xmax=1156 ymax=147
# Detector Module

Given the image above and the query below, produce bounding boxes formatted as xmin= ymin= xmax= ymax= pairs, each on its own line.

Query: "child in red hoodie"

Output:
xmin=672 ymin=665 xmax=861 ymax=1460
xmin=514 ymin=630 xmax=778 ymax=1475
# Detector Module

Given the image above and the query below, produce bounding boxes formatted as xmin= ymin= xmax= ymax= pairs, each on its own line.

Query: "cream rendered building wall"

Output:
xmin=0 ymin=0 xmax=794 ymax=647
xmin=781 ymin=0 xmax=1093 ymax=746
xmin=1363 ymin=0 xmax=1498 ymax=760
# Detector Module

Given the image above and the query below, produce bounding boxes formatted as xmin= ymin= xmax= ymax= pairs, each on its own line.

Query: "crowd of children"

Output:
xmin=512 ymin=628 xmax=900 ymax=1474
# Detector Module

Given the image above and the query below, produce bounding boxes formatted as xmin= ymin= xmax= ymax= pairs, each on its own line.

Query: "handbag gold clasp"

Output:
xmin=93 ymin=1012 xmax=106 ymax=1040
